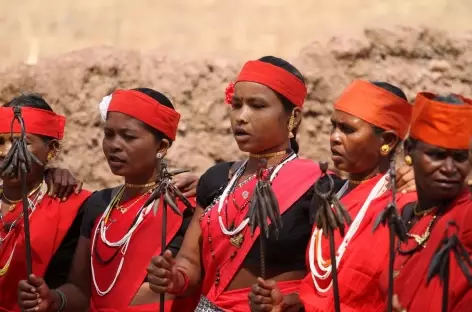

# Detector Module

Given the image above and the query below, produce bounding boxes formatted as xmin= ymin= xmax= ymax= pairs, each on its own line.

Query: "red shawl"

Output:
xmin=90 ymin=193 xmax=198 ymax=312
xmin=0 ymin=191 xmax=90 ymax=311
xmin=380 ymin=191 xmax=472 ymax=312
xmin=200 ymin=158 xmax=322 ymax=311
xmin=300 ymin=176 xmax=417 ymax=312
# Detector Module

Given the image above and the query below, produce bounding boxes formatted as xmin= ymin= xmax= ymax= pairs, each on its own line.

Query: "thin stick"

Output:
xmin=328 ymin=231 xmax=341 ymax=312
xmin=160 ymin=200 xmax=167 ymax=312
xmin=442 ymin=256 xmax=449 ymax=312
xmin=260 ymin=233 xmax=266 ymax=279
xmin=387 ymin=218 xmax=395 ymax=312
xmin=21 ymin=168 xmax=32 ymax=276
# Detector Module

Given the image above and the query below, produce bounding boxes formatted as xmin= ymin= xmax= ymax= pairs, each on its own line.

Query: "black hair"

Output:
xmin=132 ymin=88 xmax=176 ymax=146
xmin=3 ymin=93 xmax=55 ymax=142
xmin=433 ymin=94 xmax=464 ymax=105
xmin=258 ymin=56 xmax=305 ymax=154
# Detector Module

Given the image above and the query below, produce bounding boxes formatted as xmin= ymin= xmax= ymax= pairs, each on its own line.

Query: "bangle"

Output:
xmin=53 ymin=289 xmax=67 ymax=312
xmin=167 ymin=268 xmax=189 ymax=295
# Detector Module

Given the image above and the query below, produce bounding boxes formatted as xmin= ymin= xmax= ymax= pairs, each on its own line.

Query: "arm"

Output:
xmin=172 ymin=204 xmax=205 ymax=295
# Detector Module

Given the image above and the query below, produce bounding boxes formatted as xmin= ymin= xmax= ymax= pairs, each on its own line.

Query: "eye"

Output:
xmin=425 ymin=150 xmax=447 ymax=161
xmin=452 ymin=151 xmax=469 ymax=163
xmin=339 ymin=124 xmax=355 ymax=135
xmin=123 ymin=134 xmax=137 ymax=141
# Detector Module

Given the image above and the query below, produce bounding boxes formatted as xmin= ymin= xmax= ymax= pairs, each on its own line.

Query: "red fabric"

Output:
xmin=380 ymin=191 xmax=472 ymax=312
xmin=107 ymin=90 xmax=180 ymax=140
xmin=90 ymin=194 xmax=196 ymax=311
xmin=235 ymin=60 xmax=307 ymax=107
xmin=214 ymin=280 xmax=301 ymax=312
xmin=0 ymin=191 xmax=90 ymax=311
xmin=0 ymin=107 xmax=66 ymax=139
xmin=299 ymin=176 xmax=417 ymax=312
xmin=333 ymin=80 xmax=412 ymax=139
xmin=410 ymin=92 xmax=472 ymax=150
xmin=200 ymin=158 xmax=322 ymax=308
xmin=89 ymin=296 xmax=200 ymax=312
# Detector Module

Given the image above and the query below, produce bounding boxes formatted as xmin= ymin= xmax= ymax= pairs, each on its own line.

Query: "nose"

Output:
xmin=439 ymin=156 xmax=458 ymax=177
xmin=330 ymin=127 xmax=342 ymax=147
xmin=235 ymin=106 xmax=250 ymax=125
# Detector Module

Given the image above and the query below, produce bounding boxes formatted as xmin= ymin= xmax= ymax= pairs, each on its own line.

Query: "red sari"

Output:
xmin=0 ymin=190 xmax=90 ymax=312
xmin=89 ymin=192 xmax=199 ymax=312
xmin=199 ymin=158 xmax=323 ymax=312
xmin=299 ymin=175 xmax=417 ymax=312
xmin=380 ymin=190 xmax=472 ymax=312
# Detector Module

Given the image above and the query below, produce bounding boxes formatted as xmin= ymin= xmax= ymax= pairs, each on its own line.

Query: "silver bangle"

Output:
xmin=53 ymin=289 xmax=67 ymax=312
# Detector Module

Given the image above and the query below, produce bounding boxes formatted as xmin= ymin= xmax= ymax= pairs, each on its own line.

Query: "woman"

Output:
xmin=249 ymin=80 xmax=417 ymax=311
xmin=146 ymin=56 xmax=325 ymax=312
xmin=0 ymin=93 xmax=91 ymax=311
xmin=17 ymin=88 xmax=199 ymax=311
xmin=386 ymin=92 xmax=472 ymax=312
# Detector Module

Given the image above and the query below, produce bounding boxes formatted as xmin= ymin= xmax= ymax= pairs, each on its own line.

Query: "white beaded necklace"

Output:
xmin=217 ymin=153 xmax=297 ymax=237
xmin=309 ymin=174 xmax=389 ymax=293
xmin=91 ymin=186 xmax=156 ymax=296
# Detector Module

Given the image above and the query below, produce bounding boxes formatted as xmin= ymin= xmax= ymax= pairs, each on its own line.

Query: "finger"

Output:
xmin=147 ymin=276 xmax=172 ymax=293
xmin=257 ymin=277 xmax=277 ymax=291
xmin=395 ymin=166 xmax=412 ymax=187
xmin=163 ymin=250 xmax=176 ymax=266
xmin=56 ymin=170 xmax=69 ymax=200
xmin=18 ymin=290 xmax=39 ymax=300
xmin=19 ymin=280 xmax=37 ymax=293
xmin=28 ymin=274 xmax=44 ymax=288
xmin=18 ymin=299 xmax=41 ymax=309
xmin=397 ymin=180 xmax=416 ymax=194
xmin=61 ymin=174 xmax=76 ymax=200
xmin=252 ymin=282 xmax=272 ymax=297
xmin=74 ymin=180 xmax=84 ymax=194
xmin=47 ymin=176 xmax=54 ymax=197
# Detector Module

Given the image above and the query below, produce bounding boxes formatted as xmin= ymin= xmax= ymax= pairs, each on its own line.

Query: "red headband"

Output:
xmin=107 ymin=90 xmax=180 ymax=141
xmin=226 ymin=60 xmax=307 ymax=107
xmin=410 ymin=92 xmax=472 ymax=150
xmin=0 ymin=107 xmax=66 ymax=139
xmin=334 ymin=80 xmax=412 ymax=139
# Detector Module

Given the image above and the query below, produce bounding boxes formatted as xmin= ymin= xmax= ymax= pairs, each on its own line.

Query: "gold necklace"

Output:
xmin=406 ymin=215 xmax=437 ymax=246
xmin=1 ymin=182 xmax=44 ymax=212
xmin=413 ymin=203 xmax=436 ymax=217
xmin=114 ymin=187 xmax=155 ymax=214
xmin=249 ymin=150 xmax=287 ymax=159
xmin=124 ymin=181 xmax=157 ymax=188
xmin=349 ymin=175 xmax=375 ymax=185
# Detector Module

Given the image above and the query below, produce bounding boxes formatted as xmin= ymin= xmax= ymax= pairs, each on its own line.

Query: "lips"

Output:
xmin=233 ymin=126 xmax=250 ymax=137
xmin=108 ymin=155 xmax=126 ymax=165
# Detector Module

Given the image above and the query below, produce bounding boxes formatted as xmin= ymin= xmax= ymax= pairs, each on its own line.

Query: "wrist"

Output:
xmin=168 ymin=268 xmax=189 ymax=295
xmin=281 ymin=293 xmax=303 ymax=311
xmin=49 ymin=289 xmax=66 ymax=312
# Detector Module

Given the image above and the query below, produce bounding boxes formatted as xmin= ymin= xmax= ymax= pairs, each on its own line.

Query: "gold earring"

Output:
xmin=47 ymin=153 xmax=53 ymax=161
xmin=288 ymin=114 xmax=295 ymax=138
xmin=380 ymin=144 xmax=390 ymax=156
xmin=404 ymin=155 xmax=413 ymax=166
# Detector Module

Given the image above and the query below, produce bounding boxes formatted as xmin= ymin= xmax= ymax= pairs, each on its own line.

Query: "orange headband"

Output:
xmin=334 ymin=80 xmax=412 ymax=139
xmin=0 ymin=107 xmax=66 ymax=139
xmin=410 ymin=92 xmax=472 ymax=150
xmin=107 ymin=90 xmax=180 ymax=141
xmin=232 ymin=60 xmax=307 ymax=107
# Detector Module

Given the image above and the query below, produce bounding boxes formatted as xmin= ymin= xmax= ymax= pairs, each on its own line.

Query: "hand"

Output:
xmin=387 ymin=165 xmax=415 ymax=194
xmin=147 ymin=250 xmax=179 ymax=294
xmin=392 ymin=294 xmax=407 ymax=312
xmin=248 ymin=278 xmax=284 ymax=312
xmin=173 ymin=173 xmax=199 ymax=198
xmin=45 ymin=168 xmax=83 ymax=201
xmin=18 ymin=274 xmax=54 ymax=312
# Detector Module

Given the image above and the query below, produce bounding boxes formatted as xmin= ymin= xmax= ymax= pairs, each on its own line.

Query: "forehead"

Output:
xmin=105 ymin=112 xmax=146 ymax=130
xmin=331 ymin=110 xmax=368 ymax=127
xmin=417 ymin=140 xmax=469 ymax=154
xmin=0 ymin=133 xmax=41 ymax=141
xmin=234 ymin=81 xmax=278 ymax=100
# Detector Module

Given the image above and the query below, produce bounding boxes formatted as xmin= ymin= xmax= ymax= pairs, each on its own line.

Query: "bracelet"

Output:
xmin=167 ymin=268 xmax=189 ymax=295
xmin=53 ymin=289 xmax=67 ymax=312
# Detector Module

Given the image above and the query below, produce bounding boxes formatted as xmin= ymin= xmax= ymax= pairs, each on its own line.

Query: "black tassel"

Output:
xmin=312 ymin=162 xmax=352 ymax=312
xmin=427 ymin=220 xmax=472 ymax=312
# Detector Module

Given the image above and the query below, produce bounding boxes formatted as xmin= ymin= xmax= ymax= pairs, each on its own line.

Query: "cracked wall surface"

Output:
xmin=0 ymin=27 xmax=471 ymax=189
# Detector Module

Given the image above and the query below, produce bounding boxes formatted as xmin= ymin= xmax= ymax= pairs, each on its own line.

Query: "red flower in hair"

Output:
xmin=225 ymin=82 xmax=235 ymax=105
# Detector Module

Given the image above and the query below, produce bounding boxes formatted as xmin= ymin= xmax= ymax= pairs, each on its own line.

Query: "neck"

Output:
xmin=347 ymin=158 xmax=390 ymax=185
xmin=416 ymin=189 xmax=454 ymax=213
xmin=1 ymin=177 xmax=44 ymax=202
xmin=122 ymin=166 xmax=160 ymax=200
xmin=245 ymin=146 xmax=290 ymax=175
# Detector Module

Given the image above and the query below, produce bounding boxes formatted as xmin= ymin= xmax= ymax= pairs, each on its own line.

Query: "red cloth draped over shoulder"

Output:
xmin=0 ymin=191 xmax=90 ymax=311
xmin=300 ymin=176 xmax=417 ymax=312
xmin=380 ymin=191 xmax=472 ymax=312
xmin=200 ymin=158 xmax=322 ymax=312
xmin=90 ymin=193 xmax=198 ymax=312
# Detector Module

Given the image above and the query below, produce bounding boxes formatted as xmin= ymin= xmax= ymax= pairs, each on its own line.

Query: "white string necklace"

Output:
xmin=217 ymin=153 xmax=297 ymax=237
xmin=91 ymin=186 xmax=156 ymax=296
xmin=309 ymin=174 xmax=389 ymax=293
